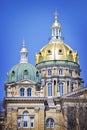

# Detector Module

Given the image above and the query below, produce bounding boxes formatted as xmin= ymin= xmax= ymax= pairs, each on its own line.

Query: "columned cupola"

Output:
xmin=51 ymin=11 xmax=62 ymax=41
xmin=20 ymin=39 xmax=28 ymax=63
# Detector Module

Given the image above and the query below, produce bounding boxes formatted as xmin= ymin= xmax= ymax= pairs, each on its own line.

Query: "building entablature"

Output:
xmin=4 ymin=95 xmax=86 ymax=104
xmin=63 ymin=87 xmax=87 ymax=97
xmin=4 ymin=97 xmax=47 ymax=102
xmin=41 ymin=75 xmax=81 ymax=80
xmin=36 ymin=60 xmax=80 ymax=70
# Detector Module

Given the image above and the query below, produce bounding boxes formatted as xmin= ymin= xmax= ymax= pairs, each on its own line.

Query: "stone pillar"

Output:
xmin=12 ymin=108 xmax=17 ymax=130
xmin=6 ymin=107 xmax=17 ymax=130
xmin=38 ymin=107 xmax=45 ymax=130
xmin=34 ymin=107 xmax=39 ymax=130
xmin=56 ymin=104 xmax=61 ymax=130
xmin=76 ymin=105 xmax=80 ymax=130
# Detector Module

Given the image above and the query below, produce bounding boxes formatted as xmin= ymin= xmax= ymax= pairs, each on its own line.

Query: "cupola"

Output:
xmin=6 ymin=40 xmax=41 ymax=83
xmin=35 ymin=12 xmax=79 ymax=65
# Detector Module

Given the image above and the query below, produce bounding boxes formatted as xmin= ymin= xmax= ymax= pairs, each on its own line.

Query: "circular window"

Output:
xmin=59 ymin=49 xmax=62 ymax=53
xmin=48 ymin=50 xmax=51 ymax=53
xmin=69 ymin=50 xmax=72 ymax=54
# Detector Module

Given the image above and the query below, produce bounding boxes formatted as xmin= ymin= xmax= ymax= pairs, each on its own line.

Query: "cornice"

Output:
xmin=36 ymin=60 xmax=80 ymax=70
xmin=63 ymin=87 xmax=87 ymax=97
xmin=5 ymin=97 xmax=47 ymax=103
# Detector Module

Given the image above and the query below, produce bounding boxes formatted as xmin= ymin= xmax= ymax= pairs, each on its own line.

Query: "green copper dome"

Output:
xmin=6 ymin=63 xmax=41 ymax=83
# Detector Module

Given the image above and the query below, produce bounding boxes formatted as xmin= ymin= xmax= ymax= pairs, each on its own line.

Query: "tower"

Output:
xmin=36 ymin=12 xmax=83 ymax=97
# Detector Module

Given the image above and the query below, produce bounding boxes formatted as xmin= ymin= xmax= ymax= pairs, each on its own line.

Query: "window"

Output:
xmin=24 ymin=70 xmax=28 ymax=79
xmin=67 ymin=81 xmax=69 ymax=86
xmin=59 ymin=49 xmax=62 ymax=53
xmin=53 ymin=29 xmax=55 ymax=36
xmin=24 ymin=121 xmax=28 ymax=127
xmin=17 ymin=111 xmax=34 ymax=128
xmin=36 ymin=71 xmax=39 ymax=77
xmin=58 ymin=49 xmax=63 ymax=54
xmin=48 ymin=69 xmax=52 ymax=76
xmin=59 ymin=82 xmax=63 ymax=96
xmin=27 ymin=88 xmax=31 ymax=96
xmin=48 ymin=83 xmax=52 ymax=96
xmin=54 ymin=80 xmax=56 ymax=85
xmin=71 ymin=83 xmax=74 ymax=92
xmin=39 ymin=52 xmax=41 ymax=55
xmin=17 ymin=117 xmax=21 ymax=128
xmin=46 ymin=118 xmax=54 ymax=128
xmin=69 ymin=50 xmax=72 ymax=54
xmin=23 ymin=111 xmax=29 ymax=128
xmin=55 ymin=28 xmax=58 ymax=36
xmin=30 ymin=117 xmax=34 ymax=128
xmin=11 ymin=70 xmax=15 ymax=82
xmin=59 ymin=69 xmax=63 ymax=75
xmin=69 ymin=70 xmax=72 ymax=77
xmin=20 ymin=88 xmax=25 ymax=96
xmin=47 ymin=50 xmax=51 ymax=54
xmin=12 ymin=70 xmax=15 ymax=76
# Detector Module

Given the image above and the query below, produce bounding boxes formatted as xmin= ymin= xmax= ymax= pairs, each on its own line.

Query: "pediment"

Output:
xmin=16 ymin=79 xmax=36 ymax=85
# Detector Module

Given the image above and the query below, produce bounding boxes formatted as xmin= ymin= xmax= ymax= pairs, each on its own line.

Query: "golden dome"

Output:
xmin=35 ymin=12 xmax=78 ymax=65
xmin=35 ymin=40 xmax=78 ymax=65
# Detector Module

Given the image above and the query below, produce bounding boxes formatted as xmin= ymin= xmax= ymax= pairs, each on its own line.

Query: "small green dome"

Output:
xmin=6 ymin=63 xmax=41 ymax=83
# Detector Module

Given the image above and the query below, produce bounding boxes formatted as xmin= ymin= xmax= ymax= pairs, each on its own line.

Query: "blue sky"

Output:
xmin=0 ymin=0 xmax=87 ymax=101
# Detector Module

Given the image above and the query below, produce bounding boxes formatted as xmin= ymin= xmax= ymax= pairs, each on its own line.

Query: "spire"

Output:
xmin=22 ymin=38 xmax=26 ymax=47
xmin=51 ymin=11 xmax=62 ymax=41
xmin=54 ymin=10 xmax=58 ymax=22
xmin=20 ymin=39 xmax=28 ymax=63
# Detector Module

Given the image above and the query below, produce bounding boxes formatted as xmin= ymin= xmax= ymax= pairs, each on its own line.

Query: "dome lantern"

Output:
xmin=51 ymin=11 xmax=62 ymax=41
xmin=20 ymin=39 xmax=28 ymax=63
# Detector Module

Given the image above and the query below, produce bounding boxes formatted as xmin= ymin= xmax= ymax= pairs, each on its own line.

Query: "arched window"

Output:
xmin=48 ymin=69 xmax=52 ymax=76
xmin=59 ymin=69 xmax=63 ymax=75
xmin=27 ymin=88 xmax=31 ymax=96
xmin=20 ymin=88 xmax=25 ymax=96
xmin=17 ymin=112 xmax=35 ymax=128
xmin=46 ymin=118 xmax=54 ymax=128
xmin=36 ymin=71 xmax=39 ymax=77
xmin=11 ymin=70 xmax=15 ymax=82
xmin=48 ymin=83 xmax=52 ymax=96
xmin=69 ymin=69 xmax=72 ymax=77
xmin=54 ymin=80 xmax=56 ymax=85
xmin=24 ymin=70 xmax=28 ymax=79
xmin=23 ymin=111 xmax=29 ymax=128
xmin=59 ymin=82 xmax=63 ymax=96
xmin=71 ymin=83 xmax=74 ymax=92
xmin=12 ymin=70 xmax=15 ymax=76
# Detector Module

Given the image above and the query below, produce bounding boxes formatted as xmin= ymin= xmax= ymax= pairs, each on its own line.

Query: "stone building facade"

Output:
xmin=3 ymin=12 xmax=87 ymax=130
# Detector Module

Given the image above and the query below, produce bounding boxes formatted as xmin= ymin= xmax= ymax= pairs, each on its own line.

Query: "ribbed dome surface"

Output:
xmin=6 ymin=63 xmax=41 ymax=83
xmin=36 ymin=40 xmax=78 ymax=65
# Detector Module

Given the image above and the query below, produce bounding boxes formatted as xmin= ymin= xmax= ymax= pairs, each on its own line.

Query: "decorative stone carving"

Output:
xmin=34 ymin=107 xmax=40 ymax=112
